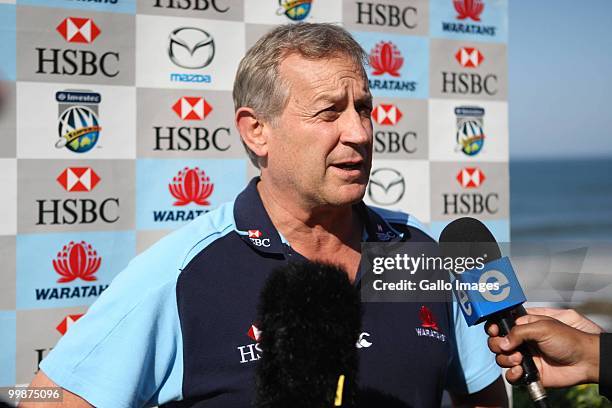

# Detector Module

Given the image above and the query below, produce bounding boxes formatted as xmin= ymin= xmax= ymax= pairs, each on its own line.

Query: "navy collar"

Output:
xmin=233 ymin=177 xmax=403 ymax=255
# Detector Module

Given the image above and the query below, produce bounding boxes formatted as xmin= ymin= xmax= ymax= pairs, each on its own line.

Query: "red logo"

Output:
xmin=454 ymin=0 xmax=484 ymax=22
xmin=456 ymin=167 xmax=485 ymax=188
xmin=419 ymin=306 xmax=439 ymax=331
xmin=169 ymin=167 xmax=214 ymax=206
xmin=369 ymin=41 xmax=404 ymax=77
xmin=56 ymin=167 xmax=100 ymax=192
xmin=53 ymin=241 xmax=101 ymax=283
xmin=56 ymin=17 xmax=100 ymax=44
xmin=371 ymin=104 xmax=403 ymax=126
xmin=247 ymin=324 xmax=262 ymax=342
xmin=455 ymin=47 xmax=484 ymax=68
xmin=248 ymin=230 xmax=262 ymax=238
xmin=172 ymin=97 xmax=213 ymax=121
xmin=56 ymin=314 xmax=84 ymax=336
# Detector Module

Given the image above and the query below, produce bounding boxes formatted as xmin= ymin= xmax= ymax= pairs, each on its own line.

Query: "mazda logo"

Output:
xmin=368 ymin=168 xmax=406 ymax=205
xmin=168 ymin=27 xmax=215 ymax=69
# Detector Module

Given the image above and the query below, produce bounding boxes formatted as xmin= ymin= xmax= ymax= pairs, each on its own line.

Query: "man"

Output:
xmin=486 ymin=307 xmax=611 ymax=400
xmin=25 ymin=23 xmax=506 ymax=407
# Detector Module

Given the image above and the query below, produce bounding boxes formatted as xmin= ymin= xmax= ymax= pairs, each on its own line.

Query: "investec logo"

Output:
xmin=442 ymin=0 xmax=496 ymax=37
xmin=35 ymin=241 xmax=109 ymax=301
xmin=168 ymin=27 xmax=215 ymax=83
xmin=153 ymin=167 xmax=214 ymax=222
xmin=56 ymin=90 xmax=102 ymax=154
xmin=368 ymin=41 xmax=416 ymax=92
xmin=153 ymin=96 xmax=231 ymax=152
xmin=355 ymin=1 xmax=417 ymax=29
xmin=371 ymin=104 xmax=417 ymax=155
xmin=442 ymin=47 xmax=498 ymax=96
xmin=36 ymin=167 xmax=120 ymax=226
xmin=37 ymin=16 xmax=120 ymax=78
xmin=443 ymin=167 xmax=498 ymax=216
xmin=277 ymin=0 xmax=313 ymax=21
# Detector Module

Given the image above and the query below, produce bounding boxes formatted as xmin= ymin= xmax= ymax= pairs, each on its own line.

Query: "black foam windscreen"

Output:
xmin=439 ymin=217 xmax=502 ymax=263
xmin=255 ymin=261 xmax=361 ymax=408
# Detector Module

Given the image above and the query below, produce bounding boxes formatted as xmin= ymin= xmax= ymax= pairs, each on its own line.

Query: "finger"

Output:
xmin=488 ymin=336 xmax=512 ymax=353
xmin=505 ymin=366 xmax=524 ymax=384
xmin=485 ymin=322 xmax=499 ymax=336
xmin=495 ymin=352 xmax=523 ymax=368
xmin=515 ymin=314 xmax=554 ymax=326
xmin=525 ymin=307 xmax=562 ymax=317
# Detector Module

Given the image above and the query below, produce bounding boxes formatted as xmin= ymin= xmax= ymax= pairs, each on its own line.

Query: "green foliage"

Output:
xmin=513 ymin=384 xmax=612 ymax=407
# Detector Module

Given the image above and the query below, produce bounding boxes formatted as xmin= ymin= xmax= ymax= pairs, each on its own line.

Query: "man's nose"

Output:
xmin=339 ymin=108 xmax=372 ymax=146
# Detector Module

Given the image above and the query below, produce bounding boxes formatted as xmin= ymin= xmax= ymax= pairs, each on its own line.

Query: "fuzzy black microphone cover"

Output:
xmin=254 ymin=261 xmax=361 ymax=408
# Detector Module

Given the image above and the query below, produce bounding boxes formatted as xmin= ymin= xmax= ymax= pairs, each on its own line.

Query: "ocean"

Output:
xmin=511 ymin=157 xmax=612 ymax=241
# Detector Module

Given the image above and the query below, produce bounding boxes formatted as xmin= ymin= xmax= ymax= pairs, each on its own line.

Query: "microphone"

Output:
xmin=439 ymin=217 xmax=549 ymax=407
xmin=255 ymin=261 xmax=361 ymax=408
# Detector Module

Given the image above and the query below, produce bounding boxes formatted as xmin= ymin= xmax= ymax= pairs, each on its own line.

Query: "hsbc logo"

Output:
xmin=443 ymin=165 xmax=498 ymax=216
xmin=56 ymin=314 xmax=84 ymax=336
xmin=56 ymin=17 xmax=100 ymax=44
xmin=371 ymin=104 xmax=403 ymax=126
xmin=238 ymin=323 xmax=263 ymax=363
xmin=455 ymin=47 xmax=484 ymax=68
xmin=153 ymin=97 xmax=230 ymax=152
xmin=37 ymin=166 xmax=120 ymax=226
xmin=247 ymin=324 xmax=262 ymax=342
xmin=442 ymin=46 xmax=497 ymax=96
xmin=355 ymin=2 xmax=417 ymax=29
xmin=371 ymin=104 xmax=417 ymax=155
xmin=172 ymin=97 xmax=212 ymax=120
xmin=56 ymin=167 xmax=100 ymax=192
xmin=456 ymin=167 xmax=485 ymax=188
xmin=153 ymin=0 xmax=230 ymax=13
xmin=248 ymin=230 xmax=271 ymax=248
xmin=36 ymin=17 xmax=120 ymax=78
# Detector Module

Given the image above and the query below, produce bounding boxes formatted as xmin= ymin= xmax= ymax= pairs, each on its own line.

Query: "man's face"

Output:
xmin=263 ymin=53 xmax=373 ymax=208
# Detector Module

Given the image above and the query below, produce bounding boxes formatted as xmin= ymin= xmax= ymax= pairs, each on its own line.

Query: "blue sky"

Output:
xmin=509 ymin=0 xmax=612 ymax=159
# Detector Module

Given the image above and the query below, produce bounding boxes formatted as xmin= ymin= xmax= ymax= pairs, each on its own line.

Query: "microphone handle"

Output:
xmin=496 ymin=309 xmax=549 ymax=407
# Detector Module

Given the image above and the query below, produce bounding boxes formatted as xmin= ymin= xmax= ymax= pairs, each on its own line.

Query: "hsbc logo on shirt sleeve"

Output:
xmin=247 ymin=230 xmax=270 ymax=247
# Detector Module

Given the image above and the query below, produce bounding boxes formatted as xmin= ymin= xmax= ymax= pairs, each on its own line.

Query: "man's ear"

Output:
xmin=235 ymin=107 xmax=269 ymax=160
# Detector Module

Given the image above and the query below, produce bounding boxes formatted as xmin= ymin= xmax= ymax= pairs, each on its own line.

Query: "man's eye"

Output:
xmin=318 ymin=107 xmax=340 ymax=119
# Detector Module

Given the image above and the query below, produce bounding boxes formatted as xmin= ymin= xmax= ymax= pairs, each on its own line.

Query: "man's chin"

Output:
xmin=325 ymin=183 xmax=367 ymax=206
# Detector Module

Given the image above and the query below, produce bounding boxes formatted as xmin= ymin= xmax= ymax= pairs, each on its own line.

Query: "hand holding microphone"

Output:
xmin=486 ymin=308 xmax=602 ymax=388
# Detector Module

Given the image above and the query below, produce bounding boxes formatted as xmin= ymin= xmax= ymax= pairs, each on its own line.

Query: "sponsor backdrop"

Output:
xmin=0 ymin=0 xmax=509 ymax=389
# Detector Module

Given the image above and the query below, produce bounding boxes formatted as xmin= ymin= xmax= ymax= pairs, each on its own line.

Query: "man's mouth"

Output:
xmin=332 ymin=162 xmax=363 ymax=171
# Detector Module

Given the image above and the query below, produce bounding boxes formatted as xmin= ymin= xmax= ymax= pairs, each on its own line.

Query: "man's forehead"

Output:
xmin=279 ymin=53 xmax=368 ymax=97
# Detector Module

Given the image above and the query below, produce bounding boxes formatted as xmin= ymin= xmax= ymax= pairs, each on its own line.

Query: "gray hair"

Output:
xmin=233 ymin=23 xmax=368 ymax=168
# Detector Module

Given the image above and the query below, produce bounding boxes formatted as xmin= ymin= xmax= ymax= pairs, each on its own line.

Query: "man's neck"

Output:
xmin=256 ymin=179 xmax=363 ymax=279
